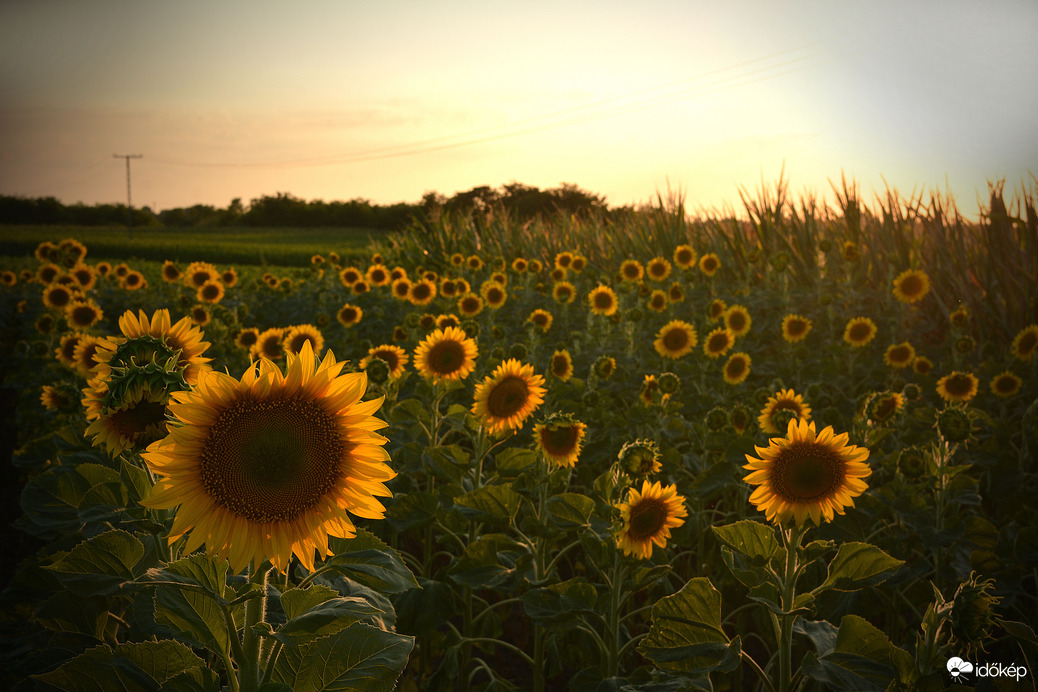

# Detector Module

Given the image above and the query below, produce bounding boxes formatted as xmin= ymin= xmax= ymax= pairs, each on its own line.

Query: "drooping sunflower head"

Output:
xmin=141 ymin=341 xmax=394 ymax=574
xmin=640 ymin=374 xmax=659 ymax=406
xmin=730 ymin=404 xmax=752 ymax=434
xmin=703 ymin=327 xmax=735 ymax=359
xmin=359 ymin=344 xmax=409 ymax=379
xmin=588 ymin=284 xmax=618 ymax=316
xmin=781 ymin=314 xmax=812 ymax=343
xmin=949 ymin=572 xmax=1001 ymax=656
xmin=892 ymin=269 xmax=931 ymax=304
xmin=654 ymin=320 xmax=697 ymax=360
xmin=414 ymin=325 xmax=479 ymax=383
xmin=283 ymin=324 xmax=325 ymax=356
xmin=883 ymin=342 xmax=916 ymax=369
xmin=528 ymin=309 xmax=553 ymax=333
xmin=723 ymin=305 xmax=751 ymax=337
xmin=533 ymin=412 xmax=587 ymax=467
xmin=758 ymin=388 xmax=812 ymax=434
xmin=549 ymin=350 xmax=574 ymax=382
xmin=83 ymin=379 xmax=172 ymax=457
xmin=471 ymin=359 xmax=546 ymax=434
xmin=723 ymin=352 xmax=751 ymax=385
xmin=1010 ymin=324 xmax=1038 ymax=361
xmin=744 ymin=418 xmax=871 ymax=526
xmin=93 ymin=309 xmax=212 ymax=386
xmin=936 ymin=371 xmax=979 ymax=404
xmin=843 ymin=317 xmax=877 ymax=348
xmin=989 ymin=370 xmax=1022 ymax=398
xmin=618 ymin=439 xmax=662 ymax=478
xmin=657 ymin=371 xmax=680 ymax=394
xmin=615 ymin=480 xmax=688 ymax=560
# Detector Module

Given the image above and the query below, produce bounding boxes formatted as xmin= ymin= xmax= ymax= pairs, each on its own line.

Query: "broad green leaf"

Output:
xmin=522 ymin=578 xmax=597 ymax=629
xmin=545 ymin=493 xmax=595 ymax=529
xmin=390 ymin=398 xmax=431 ymax=426
xmin=115 ymin=640 xmax=212 ymax=686
xmin=324 ymin=529 xmax=420 ymax=594
xmin=637 ymin=577 xmax=740 ymax=674
xmin=311 ymin=574 xmax=397 ymax=631
xmin=793 ymin=618 xmax=837 ymax=655
xmin=120 ymin=458 xmax=154 ymax=503
xmin=281 ymin=584 xmax=341 ymax=620
xmin=32 ymin=640 xmax=216 ymax=692
xmin=44 ymin=529 xmax=145 ymax=595
xmin=494 ymin=447 xmax=539 ymax=476
xmin=800 ymin=615 xmax=905 ymax=691
xmin=447 ymin=533 xmax=528 ymax=589
xmin=154 ymin=587 xmax=232 ymax=654
xmin=272 ymin=622 xmax=414 ymax=692
xmin=384 ymin=491 xmax=438 ymax=532
xmin=423 ymin=444 xmax=469 ymax=481
xmin=710 ymin=520 xmax=778 ymax=565
xmin=142 ymin=553 xmax=230 ymax=604
xmin=454 ymin=484 xmax=521 ymax=524
xmin=274 ymin=596 xmax=386 ymax=644
xmin=720 ymin=548 xmax=764 ymax=589
xmin=393 ymin=578 xmax=456 ymax=635
xmin=815 ymin=542 xmax=904 ymax=594
xmin=31 ymin=644 xmax=154 ymax=692
xmin=19 ymin=465 xmax=92 ymax=539
xmin=34 ymin=592 xmax=110 ymax=639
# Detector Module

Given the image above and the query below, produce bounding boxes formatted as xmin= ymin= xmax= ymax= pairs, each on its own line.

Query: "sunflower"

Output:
xmin=758 ymin=388 xmax=812 ymax=434
xmin=647 ymin=290 xmax=668 ymax=313
xmin=0 ymin=271 xmax=15 ymax=286
xmin=724 ymin=305 xmax=751 ymax=337
xmin=549 ymin=349 xmax=574 ymax=382
xmin=703 ymin=327 xmax=735 ymax=359
xmin=528 ymin=309 xmax=553 ymax=333
xmin=54 ymin=332 xmax=84 ymax=369
xmin=593 ymin=355 xmax=617 ymax=379
xmin=913 ymin=356 xmax=934 ymax=376
xmin=552 ymin=281 xmax=577 ymax=304
xmin=534 ymin=413 xmax=587 ymax=467
xmin=69 ymin=334 xmax=103 ymax=376
xmin=94 ymin=261 xmax=111 ymax=277
xmin=42 ymin=284 xmax=75 ymax=310
xmin=336 ymin=304 xmax=363 ymax=328
xmin=184 ymin=261 xmax=218 ymax=289
xmin=418 ymin=313 xmax=437 ymax=331
xmin=336 ymin=267 xmax=361 ymax=287
xmin=619 ymin=259 xmax=644 ymax=282
xmin=512 ymin=257 xmax=528 ymax=273
xmin=654 ymin=320 xmax=697 ymax=360
xmin=743 ymin=418 xmax=871 ymax=526
xmin=528 ymin=259 xmax=544 ymax=274
xmin=730 ymin=405 xmax=752 ymax=434
xmin=588 ymin=284 xmax=618 ymax=316
xmin=699 ymin=253 xmax=720 ymax=276
xmin=35 ymin=241 xmax=58 ymax=262
xmin=161 ymin=261 xmax=182 ymax=283
xmin=311 ymin=254 xmax=325 ymax=267
xmin=471 ymin=359 xmax=546 ymax=434
xmin=618 ymin=439 xmax=661 ymax=477
xmin=554 ymin=251 xmax=574 ymax=270
xmin=457 ymin=293 xmax=485 ymax=317
xmin=936 ymin=371 xmax=979 ymax=404
xmin=843 ymin=317 xmax=877 ymax=347
xmin=466 ymin=255 xmax=484 ymax=271
xmin=435 ymin=314 xmax=459 ymax=330
xmin=235 ymin=328 xmax=260 ymax=351
xmin=949 ymin=305 xmax=969 ymax=327
xmin=365 ymin=264 xmax=390 ymax=286
xmin=66 ymin=299 xmax=103 ymax=329
xmin=141 ymin=341 xmax=394 ymax=574
xmin=38 ymin=263 xmax=62 ymax=284
xmin=841 ymin=241 xmax=859 ymax=261
xmin=1010 ymin=324 xmax=1038 ymax=361
xmin=883 ymin=342 xmax=916 ymax=369
xmin=646 ymin=257 xmax=672 ymax=282
xmin=414 ymin=326 xmax=479 ymax=383
xmin=892 ymin=269 xmax=931 ymax=304
xmin=113 ymin=263 xmax=131 ymax=278
xmin=866 ymin=391 xmax=904 ymax=423
xmin=283 ymin=325 xmax=325 ymax=356
xmin=359 ymin=345 xmax=409 ymax=379
xmin=615 ymin=480 xmax=688 ymax=560
xmin=40 ymin=384 xmax=76 ymax=412
xmin=351 ymin=279 xmax=370 ymax=295
xmin=252 ymin=328 xmax=286 ymax=361
xmin=83 ymin=380 xmax=170 ymax=457
xmin=391 ymin=277 xmax=412 ymax=300
xmin=673 ymin=244 xmax=697 ymax=269
xmin=189 ymin=305 xmax=210 ymax=327
xmin=667 ymin=283 xmax=684 ymax=303
xmin=389 ymin=266 xmax=407 ymax=283
xmin=482 ymin=282 xmax=507 ymax=309
xmin=990 ymin=371 xmax=1022 ymax=398
xmin=404 ymin=278 xmax=434 ymax=306
xmin=449 ymin=253 xmax=465 ymax=267
xmin=440 ymin=279 xmax=458 ymax=298
xmin=454 ymin=278 xmax=471 ymax=295
xmin=781 ymin=314 xmax=812 ymax=343
xmin=708 ymin=299 xmax=727 ymax=322
xmin=195 ymin=280 xmax=224 ymax=305
xmin=122 ymin=270 xmax=147 ymax=290
xmin=59 ymin=238 xmax=88 ymax=265
xmin=640 ymin=374 xmax=659 ymax=406
xmin=723 ymin=352 xmax=751 ymax=385
xmin=71 ymin=264 xmax=97 ymax=290
xmin=221 ymin=268 xmax=238 ymax=287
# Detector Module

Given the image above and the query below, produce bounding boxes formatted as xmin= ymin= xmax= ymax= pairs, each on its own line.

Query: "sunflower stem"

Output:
xmin=240 ymin=564 xmax=270 ymax=692
xmin=777 ymin=525 xmax=806 ymax=692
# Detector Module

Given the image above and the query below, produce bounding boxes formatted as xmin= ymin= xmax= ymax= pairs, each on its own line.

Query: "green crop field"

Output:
xmin=0 ymin=179 xmax=1036 ymax=691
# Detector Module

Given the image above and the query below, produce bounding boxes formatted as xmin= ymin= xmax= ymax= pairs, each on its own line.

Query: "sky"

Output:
xmin=1 ymin=0 xmax=1036 ymax=221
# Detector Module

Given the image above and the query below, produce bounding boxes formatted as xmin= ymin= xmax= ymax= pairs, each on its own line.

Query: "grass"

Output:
xmin=0 ymin=225 xmax=384 ymax=267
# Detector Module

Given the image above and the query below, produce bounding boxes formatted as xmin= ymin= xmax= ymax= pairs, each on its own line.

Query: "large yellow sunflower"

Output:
xmin=892 ymin=269 xmax=931 ymax=304
xmin=283 ymin=324 xmax=325 ymax=356
xmin=781 ymin=314 xmax=812 ymax=343
xmin=743 ymin=418 xmax=871 ymax=526
xmin=758 ymin=388 xmax=812 ymax=434
xmin=588 ymin=284 xmax=619 ymax=316
xmin=654 ymin=320 xmax=697 ymax=359
xmin=615 ymin=480 xmax=688 ymax=560
xmin=843 ymin=317 xmax=878 ymax=347
xmin=83 ymin=380 xmax=170 ymax=457
xmin=141 ymin=342 xmax=394 ymax=574
xmin=413 ymin=325 xmax=479 ymax=383
xmin=533 ymin=414 xmax=587 ymax=467
xmin=936 ymin=371 xmax=979 ymax=404
xmin=1010 ymin=324 xmax=1038 ymax=361
xmin=471 ymin=359 xmax=546 ymax=434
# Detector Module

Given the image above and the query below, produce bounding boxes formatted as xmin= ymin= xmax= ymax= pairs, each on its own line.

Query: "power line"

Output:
xmin=113 ymin=153 xmax=142 ymax=233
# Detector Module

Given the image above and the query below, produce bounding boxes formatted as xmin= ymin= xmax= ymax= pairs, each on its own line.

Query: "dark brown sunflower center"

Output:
xmin=726 ymin=357 xmax=747 ymax=377
xmin=412 ymin=284 xmax=431 ymax=300
xmin=487 ymin=376 xmax=530 ymax=418
xmin=373 ymin=350 xmax=399 ymax=370
xmin=849 ymin=323 xmax=872 ymax=341
xmin=540 ymin=425 xmax=580 ymax=456
xmin=708 ymin=333 xmax=729 ymax=352
xmin=552 ymin=355 xmax=569 ymax=375
xmin=533 ymin=314 xmax=548 ymax=326
xmin=945 ymin=375 xmax=973 ymax=396
xmin=201 ymin=284 xmax=221 ymax=300
xmin=1018 ymin=332 xmax=1038 ymax=355
xmin=994 ymin=376 xmax=1017 ymax=393
xmin=774 ymin=399 xmax=802 ymax=413
xmin=888 ymin=346 xmax=911 ymax=362
xmin=200 ymin=397 xmax=343 ymax=523
xmin=260 ymin=338 xmax=284 ymax=358
xmin=594 ymin=292 xmax=613 ymax=309
xmin=487 ymin=287 xmax=504 ymax=302
xmin=462 ymin=297 xmax=480 ymax=312
xmin=628 ymin=498 xmax=667 ymax=540
xmin=48 ymin=288 xmax=72 ymax=307
xmin=770 ymin=442 xmax=845 ymax=501
xmin=728 ymin=313 xmax=746 ymax=331
xmin=429 ymin=340 xmax=465 ymax=374
xmin=900 ymin=276 xmax=923 ymax=296
xmin=664 ymin=329 xmax=689 ymax=351
xmin=289 ymin=334 xmax=315 ymax=352
xmin=787 ymin=320 xmax=806 ymax=336
xmin=110 ymin=400 xmax=167 ymax=439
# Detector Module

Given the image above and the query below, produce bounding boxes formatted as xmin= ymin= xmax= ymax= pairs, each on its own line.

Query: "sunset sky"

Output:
xmin=1 ymin=0 xmax=1035 ymax=220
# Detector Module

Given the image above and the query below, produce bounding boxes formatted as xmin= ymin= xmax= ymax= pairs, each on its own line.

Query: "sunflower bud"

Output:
xmin=657 ymin=372 xmax=681 ymax=394
xmin=938 ymin=408 xmax=973 ymax=443
xmin=592 ymin=355 xmax=617 ymax=379
xmin=729 ymin=404 xmax=751 ymax=433
xmin=618 ymin=439 xmax=661 ymax=477
xmin=954 ymin=335 xmax=975 ymax=355
xmin=950 ymin=573 xmax=1001 ymax=653
xmin=897 ymin=446 xmax=928 ymax=479
xmin=508 ymin=342 xmax=528 ymax=360
xmin=770 ymin=409 xmax=797 ymax=433
xmin=706 ymin=407 xmax=728 ymax=431
xmin=460 ymin=320 xmax=480 ymax=339
xmin=867 ymin=391 xmax=904 ymax=424
xmin=364 ymin=357 xmax=390 ymax=385
xmin=902 ymin=383 xmax=922 ymax=400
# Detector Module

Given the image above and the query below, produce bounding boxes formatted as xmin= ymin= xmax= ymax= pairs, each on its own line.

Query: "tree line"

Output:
xmin=0 ymin=182 xmax=612 ymax=230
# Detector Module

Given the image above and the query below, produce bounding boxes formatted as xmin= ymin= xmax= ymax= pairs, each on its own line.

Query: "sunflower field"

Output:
xmin=1 ymin=177 xmax=1036 ymax=691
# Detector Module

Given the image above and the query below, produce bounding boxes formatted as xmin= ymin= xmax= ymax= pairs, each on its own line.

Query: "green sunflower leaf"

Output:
xmin=799 ymin=615 xmax=905 ymax=691
xmin=385 ymin=491 xmax=438 ymax=532
xmin=271 ymin=622 xmax=414 ymax=692
xmin=521 ymin=577 xmax=597 ymax=628
xmin=18 ymin=464 xmax=92 ymax=539
xmin=274 ymin=596 xmax=387 ymax=645
xmin=142 ymin=553 xmax=231 ymax=604
xmin=637 ymin=577 xmax=740 ymax=674
xmin=454 ymin=483 xmax=521 ymax=524
xmin=31 ymin=640 xmax=218 ymax=692
xmin=545 ymin=492 xmax=595 ymax=529
xmin=447 ymin=533 xmax=528 ymax=589
xmin=44 ymin=528 xmax=145 ymax=596
xmin=153 ymin=586 xmax=232 ymax=655
xmin=280 ymin=584 xmax=341 ymax=620
xmin=711 ymin=520 xmax=779 ymax=565
xmin=325 ymin=529 xmax=420 ymax=594
xmin=814 ymin=542 xmax=904 ymax=594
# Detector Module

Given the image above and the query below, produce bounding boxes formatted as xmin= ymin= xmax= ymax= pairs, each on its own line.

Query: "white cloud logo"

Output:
xmin=947 ymin=657 xmax=974 ymax=682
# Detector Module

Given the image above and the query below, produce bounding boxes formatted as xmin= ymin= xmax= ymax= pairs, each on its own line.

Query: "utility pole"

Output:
xmin=113 ymin=154 xmax=142 ymax=235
